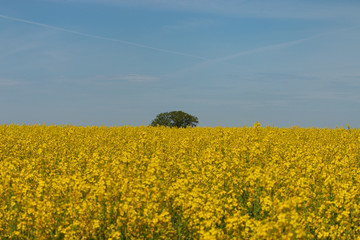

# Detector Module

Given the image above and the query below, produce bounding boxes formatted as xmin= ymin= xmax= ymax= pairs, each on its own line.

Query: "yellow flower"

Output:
xmin=1 ymin=124 xmax=360 ymax=238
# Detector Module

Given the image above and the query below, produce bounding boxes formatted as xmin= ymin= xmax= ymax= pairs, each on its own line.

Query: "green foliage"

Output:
xmin=150 ymin=111 xmax=199 ymax=128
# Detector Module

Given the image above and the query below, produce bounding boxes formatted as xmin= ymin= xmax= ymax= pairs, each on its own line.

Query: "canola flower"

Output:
xmin=0 ymin=123 xmax=360 ymax=239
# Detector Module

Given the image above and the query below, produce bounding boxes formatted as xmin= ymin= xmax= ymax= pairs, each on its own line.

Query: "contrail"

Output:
xmin=161 ymin=27 xmax=356 ymax=78
xmin=0 ymin=14 xmax=208 ymax=60
xmin=161 ymin=36 xmax=313 ymax=78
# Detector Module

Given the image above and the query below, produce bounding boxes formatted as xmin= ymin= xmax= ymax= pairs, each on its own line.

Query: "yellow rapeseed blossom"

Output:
xmin=0 ymin=123 xmax=360 ymax=239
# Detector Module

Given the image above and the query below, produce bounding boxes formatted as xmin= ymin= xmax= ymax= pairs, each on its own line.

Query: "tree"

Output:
xmin=150 ymin=111 xmax=199 ymax=128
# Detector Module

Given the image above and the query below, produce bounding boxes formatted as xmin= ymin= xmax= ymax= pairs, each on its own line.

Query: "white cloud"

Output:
xmin=78 ymin=74 xmax=159 ymax=84
xmin=162 ymin=25 xmax=359 ymax=79
xmin=0 ymin=78 xmax=20 ymax=86
xmin=297 ymin=91 xmax=360 ymax=103
xmin=48 ymin=0 xmax=360 ymax=21
xmin=164 ymin=18 xmax=220 ymax=31
xmin=0 ymin=30 xmax=43 ymax=59
xmin=162 ymin=35 xmax=315 ymax=79
xmin=113 ymin=74 xmax=159 ymax=83
xmin=0 ymin=14 xmax=207 ymax=60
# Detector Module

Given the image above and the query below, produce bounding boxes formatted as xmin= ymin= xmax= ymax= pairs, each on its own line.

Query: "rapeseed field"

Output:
xmin=1 ymin=123 xmax=360 ymax=239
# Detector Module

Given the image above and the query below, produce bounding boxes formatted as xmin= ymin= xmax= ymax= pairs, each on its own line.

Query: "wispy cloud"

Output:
xmin=163 ymin=36 xmax=313 ymax=78
xmin=164 ymin=18 xmax=220 ymax=31
xmin=163 ymin=26 xmax=358 ymax=79
xmin=0 ymin=78 xmax=20 ymax=86
xmin=297 ymin=91 xmax=360 ymax=103
xmin=0 ymin=14 xmax=208 ymax=60
xmin=53 ymin=0 xmax=360 ymax=21
xmin=111 ymin=74 xmax=159 ymax=83
xmin=0 ymin=30 xmax=45 ymax=59
xmin=75 ymin=74 xmax=159 ymax=85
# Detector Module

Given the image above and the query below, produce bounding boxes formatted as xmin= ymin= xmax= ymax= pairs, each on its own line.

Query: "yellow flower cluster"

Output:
xmin=1 ymin=123 xmax=360 ymax=239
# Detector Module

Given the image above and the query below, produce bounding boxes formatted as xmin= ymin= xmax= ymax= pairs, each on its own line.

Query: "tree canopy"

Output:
xmin=150 ymin=111 xmax=199 ymax=128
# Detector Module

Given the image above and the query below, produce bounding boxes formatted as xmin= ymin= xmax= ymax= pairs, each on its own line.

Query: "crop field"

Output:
xmin=1 ymin=123 xmax=360 ymax=239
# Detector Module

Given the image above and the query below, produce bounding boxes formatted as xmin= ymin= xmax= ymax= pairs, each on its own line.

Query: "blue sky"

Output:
xmin=1 ymin=0 xmax=360 ymax=128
